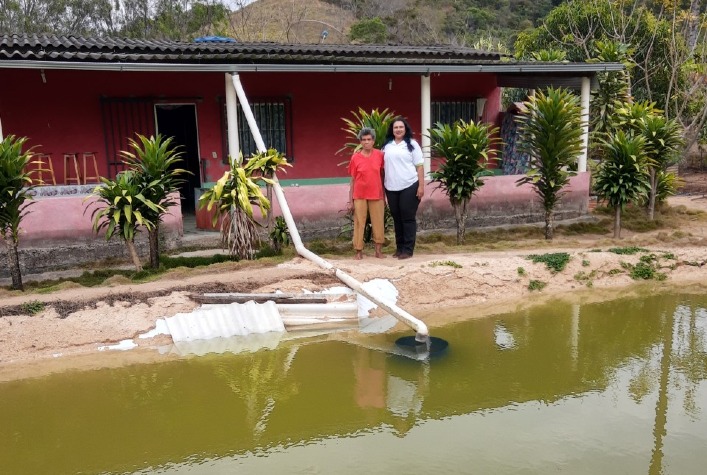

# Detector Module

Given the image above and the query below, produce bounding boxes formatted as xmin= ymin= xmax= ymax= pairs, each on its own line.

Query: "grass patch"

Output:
xmin=608 ymin=246 xmax=648 ymax=255
xmin=21 ymin=254 xmax=238 ymax=292
xmin=517 ymin=267 xmax=526 ymax=276
xmin=619 ymin=254 xmax=668 ymax=281
xmin=528 ymin=280 xmax=547 ymax=291
xmin=574 ymin=270 xmax=597 ymax=287
xmin=527 ymin=252 xmax=571 ymax=273
xmin=559 ymin=220 xmax=611 ymax=235
xmin=20 ymin=300 xmax=45 ymax=315
xmin=429 ymin=260 xmax=462 ymax=269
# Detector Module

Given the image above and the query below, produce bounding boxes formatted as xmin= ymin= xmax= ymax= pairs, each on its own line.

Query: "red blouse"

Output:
xmin=348 ymin=149 xmax=385 ymax=200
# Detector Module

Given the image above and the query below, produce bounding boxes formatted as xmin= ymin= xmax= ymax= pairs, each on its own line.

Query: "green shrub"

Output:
xmin=20 ymin=300 xmax=45 ymax=315
xmin=527 ymin=252 xmax=570 ymax=273
xmin=528 ymin=280 xmax=547 ymax=291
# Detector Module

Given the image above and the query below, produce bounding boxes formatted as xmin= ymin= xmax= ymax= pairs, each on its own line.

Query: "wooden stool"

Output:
xmin=63 ymin=153 xmax=81 ymax=185
xmin=82 ymin=152 xmax=100 ymax=184
xmin=32 ymin=153 xmax=56 ymax=185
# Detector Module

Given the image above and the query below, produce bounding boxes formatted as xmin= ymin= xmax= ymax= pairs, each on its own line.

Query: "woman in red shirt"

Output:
xmin=348 ymin=127 xmax=386 ymax=260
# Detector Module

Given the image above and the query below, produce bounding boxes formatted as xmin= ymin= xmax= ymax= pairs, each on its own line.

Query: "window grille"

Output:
xmin=222 ymin=98 xmax=293 ymax=161
xmin=431 ymin=101 xmax=477 ymax=126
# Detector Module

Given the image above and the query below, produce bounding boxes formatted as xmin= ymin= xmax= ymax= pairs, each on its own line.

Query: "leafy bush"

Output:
xmin=528 ymin=280 xmax=547 ymax=291
xmin=527 ymin=252 xmax=571 ymax=273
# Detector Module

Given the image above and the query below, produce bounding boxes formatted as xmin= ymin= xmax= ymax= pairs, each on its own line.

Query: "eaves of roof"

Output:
xmin=0 ymin=33 xmax=624 ymax=75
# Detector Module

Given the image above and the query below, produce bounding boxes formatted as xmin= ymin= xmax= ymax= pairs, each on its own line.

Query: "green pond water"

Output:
xmin=2 ymin=291 xmax=707 ymax=474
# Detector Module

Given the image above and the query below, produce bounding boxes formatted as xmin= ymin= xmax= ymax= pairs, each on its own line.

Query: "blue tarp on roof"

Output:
xmin=194 ymin=36 xmax=237 ymax=43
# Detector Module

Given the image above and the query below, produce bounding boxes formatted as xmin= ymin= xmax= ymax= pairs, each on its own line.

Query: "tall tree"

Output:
xmin=515 ymin=0 xmax=707 ymax=154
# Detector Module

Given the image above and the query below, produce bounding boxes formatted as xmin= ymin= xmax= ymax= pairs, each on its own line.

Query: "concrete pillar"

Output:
xmin=420 ymin=74 xmax=431 ymax=178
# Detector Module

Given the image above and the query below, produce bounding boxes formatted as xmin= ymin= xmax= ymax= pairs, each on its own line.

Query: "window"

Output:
xmin=431 ymin=100 xmax=477 ymax=126
xmin=222 ymin=97 xmax=293 ymax=161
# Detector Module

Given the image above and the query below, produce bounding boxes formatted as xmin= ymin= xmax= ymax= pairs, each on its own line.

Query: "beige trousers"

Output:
xmin=353 ymin=199 xmax=385 ymax=251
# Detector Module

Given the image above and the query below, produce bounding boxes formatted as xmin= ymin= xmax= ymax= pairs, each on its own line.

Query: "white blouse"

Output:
xmin=383 ymin=139 xmax=423 ymax=191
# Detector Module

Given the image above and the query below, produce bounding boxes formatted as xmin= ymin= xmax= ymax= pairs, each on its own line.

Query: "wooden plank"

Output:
xmin=191 ymin=293 xmax=330 ymax=304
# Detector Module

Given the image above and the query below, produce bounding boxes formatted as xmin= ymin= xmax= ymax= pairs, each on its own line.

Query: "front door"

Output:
xmin=155 ymin=104 xmax=201 ymax=213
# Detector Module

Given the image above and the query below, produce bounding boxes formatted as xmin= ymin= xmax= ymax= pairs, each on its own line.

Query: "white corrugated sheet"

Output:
xmin=165 ymin=300 xmax=286 ymax=343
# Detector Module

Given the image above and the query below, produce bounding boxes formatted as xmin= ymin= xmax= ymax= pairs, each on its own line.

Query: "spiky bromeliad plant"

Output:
xmin=429 ymin=119 xmax=501 ymax=244
xmin=339 ymin=107 xmax=397 ymax=157
xmin=198 ymin=153 xmax=273 ymax=260
xmin=120 ymin=134 xmax=189 ymax=269
xmin=88 ymin=170 xmax=164 ymax=271
xmin=594 ymin=131 xmax=651 ymax=238
xmin=0 ymin=135 xmax=35 ymax=290
xmin=515 ymin=87 xmax=585 ymax=240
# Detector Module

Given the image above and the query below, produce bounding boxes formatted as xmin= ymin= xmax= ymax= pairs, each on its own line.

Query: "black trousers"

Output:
xmin=385 ymin=181 xmax=420 ymax=255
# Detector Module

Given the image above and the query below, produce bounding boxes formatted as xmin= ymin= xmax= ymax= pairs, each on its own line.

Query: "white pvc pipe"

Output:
xmin=579 ymin=76 xmax=590 ymax=173
xmin=230 ymin=73 xmax=430 ymax=342
xmin=225 ymin=73 xmax=239 ymax=164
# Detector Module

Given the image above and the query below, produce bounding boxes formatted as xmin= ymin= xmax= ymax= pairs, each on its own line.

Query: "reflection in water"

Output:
xmin=1 ymin=292 xmax=707 ymax=473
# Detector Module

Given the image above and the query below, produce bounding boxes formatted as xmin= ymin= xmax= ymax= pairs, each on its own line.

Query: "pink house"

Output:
xmin=0 ymin=34 xmax=620 ymax=271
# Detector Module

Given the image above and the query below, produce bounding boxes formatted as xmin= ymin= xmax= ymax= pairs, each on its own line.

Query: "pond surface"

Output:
xmin=2 ymin=291 xmax=707 ymax=474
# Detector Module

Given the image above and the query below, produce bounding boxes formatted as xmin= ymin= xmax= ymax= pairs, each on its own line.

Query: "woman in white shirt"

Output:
xmin=382 ymin=117 xmax=425 ymax=259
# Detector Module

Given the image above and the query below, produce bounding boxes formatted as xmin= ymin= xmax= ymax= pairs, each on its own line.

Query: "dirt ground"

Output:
xmin=1 ymin=193 xmax=707 ymax=381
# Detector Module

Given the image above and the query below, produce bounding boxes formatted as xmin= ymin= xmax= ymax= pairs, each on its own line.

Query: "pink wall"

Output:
xmin=19 ymin=193 xmax=183 ymax=247
xmin=0 ymin=68 xmax=499 ymax=183
xmin=196 ymin=172 xmax=590 ymax=235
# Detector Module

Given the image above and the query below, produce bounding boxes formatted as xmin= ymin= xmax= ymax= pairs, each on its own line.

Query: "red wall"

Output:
xmin=0 ymin=68 xmax=499 ymax=182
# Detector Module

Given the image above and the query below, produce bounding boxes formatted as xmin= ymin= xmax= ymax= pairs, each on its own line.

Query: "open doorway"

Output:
xmin=155 ymin=104 xmax=201 ymax=214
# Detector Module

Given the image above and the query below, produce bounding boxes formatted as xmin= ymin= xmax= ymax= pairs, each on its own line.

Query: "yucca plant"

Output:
xmin=614 ymin=103 xmax=684 ymax=220
xmin=515 ymin=87 xmax=585 ymax=239
xmin=339 ymin=107 xmax=396 ymax=157
xmin=243 ymin=148 xmax=291 ymax=242
xmin=198 ymin=153 xmax=272 ymax=260
xmin=429 ymin=119 xmax=501 ymax=244
xmin=88 ymin=170 xmax=164 ymax=271
xmin=0 ymin=135 xmax=35 ymax=290
xmin=120 ymin=134 xmax=190 ymax=268
xmin=594 ymin=131 xmax=651 ymax=238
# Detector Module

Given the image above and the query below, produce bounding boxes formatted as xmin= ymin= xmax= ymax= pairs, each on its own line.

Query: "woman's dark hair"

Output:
xmin=384 ymin=116 xmax=415 ymax=152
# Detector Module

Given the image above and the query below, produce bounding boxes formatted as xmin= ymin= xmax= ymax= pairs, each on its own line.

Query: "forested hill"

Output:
xmin=222 ymin=0 xmax=569 ymax=48
xmin=0 ymin=0 xmax=567 ymax=49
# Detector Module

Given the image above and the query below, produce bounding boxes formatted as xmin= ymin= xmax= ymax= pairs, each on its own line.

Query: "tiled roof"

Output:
xmin=0 ymin=34 xmax=503 ymax=65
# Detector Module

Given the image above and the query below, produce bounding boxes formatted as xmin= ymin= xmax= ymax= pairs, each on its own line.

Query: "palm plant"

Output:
xmin=0 ymin=135 xmax=35 ymax=290
xmin=594 ymin=131 xmax=651 ymax=238
xmin=198 ymin=153 xmax=272 ymax=260
xmin=429 ymin=119 xmax=501 ymax=244
xmin=515 ymin=87 xmax=585 ymax=239
xmin=88 ymin=170 xmax=164 ymax=271
xmin=120 ymin=134 xmax=189 ymax=268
